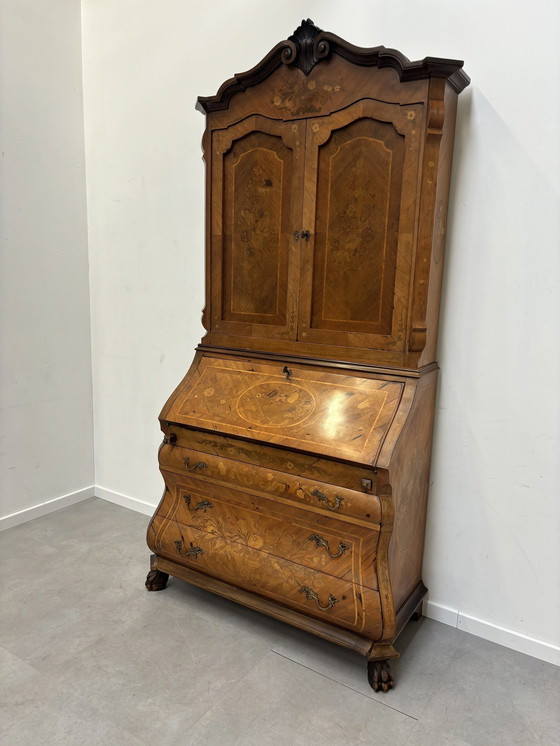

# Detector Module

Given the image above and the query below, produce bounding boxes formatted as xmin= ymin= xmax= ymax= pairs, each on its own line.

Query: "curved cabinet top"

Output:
xmin=197 ymin=18 xmax=470 ymax=115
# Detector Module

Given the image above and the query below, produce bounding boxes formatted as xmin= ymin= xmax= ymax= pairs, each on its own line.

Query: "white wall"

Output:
xmin=81 ymin=0 xmax=205 ymax=509
xmin=82 ymin=0 xmax=560 ymax=660
xmin=0 ymin=0 xmax=94 ymax=526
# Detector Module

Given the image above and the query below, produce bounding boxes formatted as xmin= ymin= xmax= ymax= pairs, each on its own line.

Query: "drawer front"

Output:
xmin=148 ymin=513 xmax=382 ymax=637
xmin=159 ymin=471 xmax=378 ymax=589
xmin=159 ymin=443 xmax=381 ymax=525
xmin=165 ymin=426 xmax=379 ymax=495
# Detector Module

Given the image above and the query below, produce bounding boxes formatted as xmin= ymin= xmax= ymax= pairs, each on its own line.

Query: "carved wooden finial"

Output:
xmin=281 ymin=18 xmax=330 ymax=75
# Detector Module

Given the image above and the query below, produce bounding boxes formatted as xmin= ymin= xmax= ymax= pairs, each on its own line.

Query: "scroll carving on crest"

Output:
xmin=281 ymin=18 xmax=331 ymax=75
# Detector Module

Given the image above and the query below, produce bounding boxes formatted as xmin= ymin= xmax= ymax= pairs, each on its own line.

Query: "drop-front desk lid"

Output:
xmin=162 ymin=355 xmax=406 ymax=468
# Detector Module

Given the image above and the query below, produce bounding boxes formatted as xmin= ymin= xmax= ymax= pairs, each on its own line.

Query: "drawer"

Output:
xmin=159 ymin=443 xmax=381 ymax=525
xmin=148 ymin=513 xmax=382 ymax=637
xmin=164 ymin=426 xmax=380 ymax=495
xmin=159 ymin=471 xmax=379 ymax=589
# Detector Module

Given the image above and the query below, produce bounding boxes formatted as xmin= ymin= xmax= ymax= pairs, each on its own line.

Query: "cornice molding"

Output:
xmin=196 ymin=19 xmax=470 ymax=114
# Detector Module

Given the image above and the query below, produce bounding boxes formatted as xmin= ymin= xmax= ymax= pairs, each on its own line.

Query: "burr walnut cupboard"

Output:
xmin=146 ymin=20 xmax=469 ymax=691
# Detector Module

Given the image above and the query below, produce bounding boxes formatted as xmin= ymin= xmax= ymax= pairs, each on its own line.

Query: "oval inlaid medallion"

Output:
xmin=236 ymin=382 xmax=316 ymax=428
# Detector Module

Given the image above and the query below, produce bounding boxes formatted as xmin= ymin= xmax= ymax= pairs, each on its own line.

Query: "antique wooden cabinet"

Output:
xmin=146 ymin=20 xmax=469 ymax=691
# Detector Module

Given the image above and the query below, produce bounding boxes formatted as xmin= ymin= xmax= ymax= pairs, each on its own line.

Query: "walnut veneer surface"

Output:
xmin=146 ymin=19 xmax=469 ymax=692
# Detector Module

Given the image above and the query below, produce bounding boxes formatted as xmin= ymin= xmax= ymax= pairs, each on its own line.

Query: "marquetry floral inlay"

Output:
xmin=272 ymin=79 xmax=342 ymax=116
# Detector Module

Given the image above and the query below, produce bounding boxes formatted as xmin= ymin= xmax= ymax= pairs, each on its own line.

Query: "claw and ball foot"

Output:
xmin=145 ymin=568 xmax=169 ymax=591
xmin=367 ymin=659 xmax=394 ymax=692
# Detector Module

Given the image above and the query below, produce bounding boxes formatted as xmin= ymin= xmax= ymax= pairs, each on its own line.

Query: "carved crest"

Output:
xmin=281 ymin=19 xmax=331 ymax=76
xmin=196 ymin=22 xmax=469 ymax=113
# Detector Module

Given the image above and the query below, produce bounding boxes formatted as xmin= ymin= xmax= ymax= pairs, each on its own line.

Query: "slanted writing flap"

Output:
xmin=163 ymin=356 xmax=404 ymax=466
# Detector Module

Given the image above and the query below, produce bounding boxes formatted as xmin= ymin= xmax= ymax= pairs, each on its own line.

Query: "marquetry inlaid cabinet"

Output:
xmin=146 ymin=20 xmax=469 ymax=691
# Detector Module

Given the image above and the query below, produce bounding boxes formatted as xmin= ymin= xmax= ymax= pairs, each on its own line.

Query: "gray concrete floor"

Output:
xmin=1 ymin=498 xmax=559 ymax=745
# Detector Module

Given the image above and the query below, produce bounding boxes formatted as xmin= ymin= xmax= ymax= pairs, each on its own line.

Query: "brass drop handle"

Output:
xmin=184 ymin=495 xmax=213 ymax=513
xmin=308 ymin=534 xmax=349 ymax=558
xmin=300 ymin=230 xmax=310 ymax=240
xmin=299 ymin=586 xmax=338 ymax=611
xmin=183 ymin=457 xmax=208 ymax=472
xmin=282 ymin=365 xmax=292 ymax=380
xmin=174 ymin=540 xmax=204 ymax=559
xmin=312 ymin=488 xmax=343 ymax=512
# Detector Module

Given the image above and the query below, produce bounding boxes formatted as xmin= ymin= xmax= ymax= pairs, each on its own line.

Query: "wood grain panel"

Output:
xmin=385 ymin=368 xmax=438 ymax=609
xmin=203 ymin=53 xmax=429 ymax=129
xmin=211 ymin=116 xmax=305 ymax=339
xmin=201 ymin=332 xmax=410 ymax=367
xmin=148 ymin=513 xmax=382 ymax=637
xmin=159 ymin=443 xmax=382 ymax=525
xmin=416 ymin=81 xmax=459 ymax=367
xmin=311 ymin=117 xmax=404 ymax=334
xmin=165 ymin=356 xmax=403 ymax=465
xmin=158 ymin=469 xmax=379 ymax=589
xmin=223 ymin=133 xmax=286 ymax=321
xmin=152 ymin=555 xmax=375 ymax=655
xmin=164 ymin=424 xmax=380 ymax=494
xmin=298 ymin=99 xmax=421 ymax=355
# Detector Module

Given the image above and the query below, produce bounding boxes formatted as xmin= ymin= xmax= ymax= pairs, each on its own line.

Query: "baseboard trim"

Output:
xmin=95 ymin=485 xmax=156 ymax=516
xmin=425 ymin=600 xmax=560 ymax=667
xmin=423 ymin=600 xmax=459 ymax=628
xmin=0 ymin=485 xmax=96 ymax=531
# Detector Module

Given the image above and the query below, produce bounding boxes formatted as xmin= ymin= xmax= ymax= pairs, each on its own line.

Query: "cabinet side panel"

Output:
xmin=387 ymin=369 xmax=438 ymax=610
xmin=418 ymin=85 xmax=459 ymax=367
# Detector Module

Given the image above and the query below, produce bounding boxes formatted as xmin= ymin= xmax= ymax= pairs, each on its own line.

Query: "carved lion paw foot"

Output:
xmin=367 ymin=659 xmax=394 ymax=692
xmin=145 ymin=569 xmax=169 ymax=591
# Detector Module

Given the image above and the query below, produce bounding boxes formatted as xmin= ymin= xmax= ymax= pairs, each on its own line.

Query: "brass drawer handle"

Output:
xmin=299 ymin=586 xmax=338 ymax=611
xmin=308 ymin=534 xmax=349 ymax=558
xmin=174 ymin=540 xmax=204 ymax=559
xmin=183 ymin=457 xmax=209 ymax=472
xmin=184 ymin=495 xmax=213 ymax=513
xmin=311 ymin=488 xmax=343 ymax=512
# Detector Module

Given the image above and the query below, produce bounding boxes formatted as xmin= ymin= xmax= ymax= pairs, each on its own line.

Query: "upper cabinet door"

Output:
xmin=298 ymin=100 xmax=422 ymax=353
xmin=210 ymin=117 xmax=306 ymax=340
